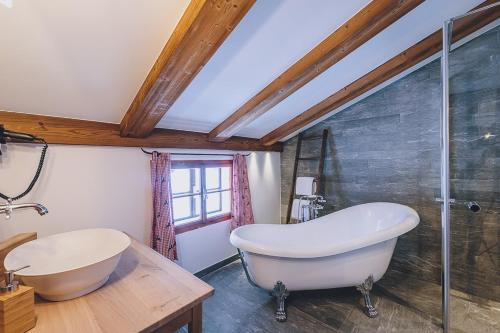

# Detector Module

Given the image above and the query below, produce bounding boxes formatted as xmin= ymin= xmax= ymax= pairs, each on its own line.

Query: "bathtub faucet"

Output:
xmin=299 ymin=195 xmax=326 ymax=221
xmin=0 ymin=198 xmax=49 ymax=220
xmin=315 ymin=195 xmax=326 ymax=208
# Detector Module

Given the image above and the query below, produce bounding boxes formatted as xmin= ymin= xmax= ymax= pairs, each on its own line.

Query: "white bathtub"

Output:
xmin=230 ymin=202 xmax=419 ymax=291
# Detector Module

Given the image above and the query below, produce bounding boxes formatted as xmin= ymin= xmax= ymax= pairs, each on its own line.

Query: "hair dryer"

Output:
xmin=0 ymin=124 xmax=39 ymax=143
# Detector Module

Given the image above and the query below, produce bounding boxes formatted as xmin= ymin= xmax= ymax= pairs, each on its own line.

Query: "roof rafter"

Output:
xmin=120 ymin=0 xmax=256 ymax=138
xmin=208 ymin=0 xmax=424 ymax=141
xmin=260 ymin=0 xmax=500 ymax=146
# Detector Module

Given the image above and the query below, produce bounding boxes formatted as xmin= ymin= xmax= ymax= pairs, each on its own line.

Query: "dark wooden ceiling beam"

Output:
xmin=120 ymin=0 xmax=256 ymax=138
xmin=260 ymin=0 xmax=500 ymax=146
xmin=208 ymin=0 xmax=424 ymax=141
xmin=0 ymin=111 xmax=282 ymax=152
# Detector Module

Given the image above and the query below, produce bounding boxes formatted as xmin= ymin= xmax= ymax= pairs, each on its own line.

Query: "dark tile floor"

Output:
xmin=179 ymin=262 xmax=500 ymax=333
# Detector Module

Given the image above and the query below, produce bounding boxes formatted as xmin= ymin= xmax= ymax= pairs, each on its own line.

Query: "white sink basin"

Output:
xmin=4 ymin=228 xmax=131 ymax=301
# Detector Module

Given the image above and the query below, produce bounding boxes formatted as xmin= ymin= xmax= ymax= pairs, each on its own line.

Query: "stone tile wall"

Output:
xmin=281 ymin=25 xmax=500 ymax=301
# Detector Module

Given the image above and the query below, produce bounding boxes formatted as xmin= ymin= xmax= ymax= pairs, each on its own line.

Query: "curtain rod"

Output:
xmin=140 ymin=148 xmax=251 ymax=157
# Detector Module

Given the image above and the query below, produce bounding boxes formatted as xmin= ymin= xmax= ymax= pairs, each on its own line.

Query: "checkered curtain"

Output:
xmin=231 ymin=154 xmax=255 ymax=231
xmin=150 ymin=152 xmax=177 ymax=260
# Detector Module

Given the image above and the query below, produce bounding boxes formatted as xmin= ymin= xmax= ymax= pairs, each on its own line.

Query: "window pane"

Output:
xmin=172 ymin=195 xmax=201 ymax=224
xmin=171 ymin=168 xmax=200 ymax=195
xmin=205 ymin=167 xmax=221 ymax=190
xmin=206 ymin=191 xmax=221 ymax=214
xmin=192 ymin=168 xmax=201 ymax=193
xmin=171 ymin=169 xmax=189 ymax=194
xmin=207 ymin=190 xmax=231 ymax=219
xmin=220 ymin=167 xmax=231 ymax=189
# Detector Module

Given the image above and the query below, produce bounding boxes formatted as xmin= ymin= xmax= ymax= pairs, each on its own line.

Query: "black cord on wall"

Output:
xmin=0 ymin=125 xmax=48 ymax=201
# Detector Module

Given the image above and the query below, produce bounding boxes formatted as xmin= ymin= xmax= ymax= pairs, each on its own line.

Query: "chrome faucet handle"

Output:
xmin=314 ymin=195 xmax=326 ymax=203
xmin=4 ymin=198 xmax=13 ymax=220
xmin=1 ymin=265 xmax=29 ymax=293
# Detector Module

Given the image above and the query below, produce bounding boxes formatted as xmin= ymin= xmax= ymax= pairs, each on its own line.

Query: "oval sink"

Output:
xmin=4 ymin=228 xmax=131 ymax=301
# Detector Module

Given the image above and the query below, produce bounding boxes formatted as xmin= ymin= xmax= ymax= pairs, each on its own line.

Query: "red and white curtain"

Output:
xmin=231 ymin=154 xmax=255 ymax=231
xmin=150 ymin=152 xmax=177 ymax=260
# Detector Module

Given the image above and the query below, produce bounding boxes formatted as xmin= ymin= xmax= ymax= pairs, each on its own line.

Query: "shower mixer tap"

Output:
xmin=465 ymin=201 xmax=481 ymax=213
xmin=435 ymin=198 xmax=481 ymax=212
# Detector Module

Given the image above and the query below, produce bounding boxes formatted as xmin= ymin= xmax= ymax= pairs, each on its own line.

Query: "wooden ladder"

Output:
xmin=286 ymin=129 xmax=329 ymax=224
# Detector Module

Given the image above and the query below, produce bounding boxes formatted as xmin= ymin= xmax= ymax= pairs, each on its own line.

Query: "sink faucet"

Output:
xmin=0 ymin=199 xmax=48 ymax=219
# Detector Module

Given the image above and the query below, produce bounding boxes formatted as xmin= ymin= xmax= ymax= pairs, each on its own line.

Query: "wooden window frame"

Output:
xmin=171 ymin=160 xmax=233 ymax=234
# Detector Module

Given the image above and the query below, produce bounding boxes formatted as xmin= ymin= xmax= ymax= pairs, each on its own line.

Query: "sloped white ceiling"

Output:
xmin=0 ymin=0 xmax=190 ymax=122
xmin=0 ymin=0 xmax=491 ymax=140
xmin=238 ymin=0 xmax=489 ymax=139
xmin=158 ymin=0 xmax=487 ymax=138
xmin=157 ymin=0 xmax=371 ymax=132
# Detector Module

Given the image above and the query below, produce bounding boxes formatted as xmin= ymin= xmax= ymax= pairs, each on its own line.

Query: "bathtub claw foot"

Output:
xmin=356 ymin=275 xmax=378 ymax=318
xmin=272 ymin=281 xmax=289 ymax=322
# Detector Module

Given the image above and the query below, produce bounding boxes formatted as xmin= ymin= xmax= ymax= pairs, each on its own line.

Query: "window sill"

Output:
xmin=174 ymin=214 xmax=231 ymax=234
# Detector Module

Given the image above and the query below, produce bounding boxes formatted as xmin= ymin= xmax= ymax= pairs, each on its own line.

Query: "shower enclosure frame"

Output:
xmin=439 ymin=2 xmax=500 ymax=332
xmin=440 ymin=17 xmax=451 ymax=333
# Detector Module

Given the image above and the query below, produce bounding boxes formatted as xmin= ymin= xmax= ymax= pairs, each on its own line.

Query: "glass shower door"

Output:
xmin=446 ymin=7 xmax=499 ymax=332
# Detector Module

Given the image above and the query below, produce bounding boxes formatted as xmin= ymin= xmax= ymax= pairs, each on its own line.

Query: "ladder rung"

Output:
xmin=287 ymin=129 xmax=328 ymax=223
xmin=301 ymin=135 xmax=323 ymax=141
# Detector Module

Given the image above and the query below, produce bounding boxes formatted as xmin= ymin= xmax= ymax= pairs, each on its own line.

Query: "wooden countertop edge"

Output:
xmin=141 ymin=297 xmax=211 ymax=333
xmin=128 ymin=238 xmax=215 ymax=332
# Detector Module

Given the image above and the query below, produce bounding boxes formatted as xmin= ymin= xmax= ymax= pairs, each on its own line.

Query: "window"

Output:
xmin=171 ymin=160 xmax=232 ymax=233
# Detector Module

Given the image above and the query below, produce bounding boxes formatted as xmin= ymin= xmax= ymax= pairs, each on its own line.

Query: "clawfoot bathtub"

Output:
xmin=230 ymin=202 xmax=420 ymax=321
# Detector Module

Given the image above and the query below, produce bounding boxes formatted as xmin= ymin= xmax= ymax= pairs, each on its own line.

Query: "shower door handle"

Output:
xmin=435 ymin=198 xmax=456 ymax=204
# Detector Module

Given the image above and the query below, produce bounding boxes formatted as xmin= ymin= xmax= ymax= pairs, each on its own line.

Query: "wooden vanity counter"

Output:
xmin=28 ymin=238 xmax=214 ymax=333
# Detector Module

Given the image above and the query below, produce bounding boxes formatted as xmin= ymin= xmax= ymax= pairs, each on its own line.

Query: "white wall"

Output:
xmin=247 ymin=152 xmax=281 ymax=225
xmin=0 ymin=144 xmax=280 ymax=273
